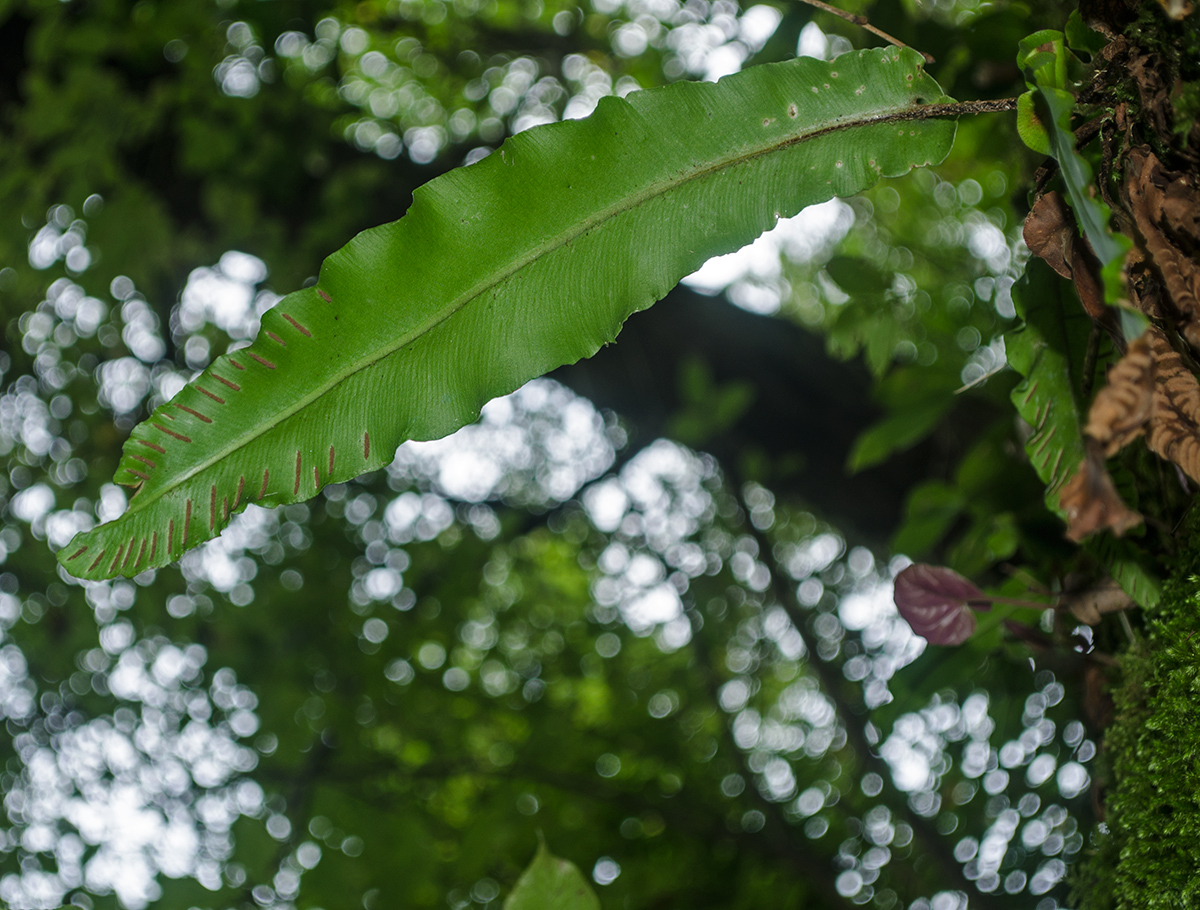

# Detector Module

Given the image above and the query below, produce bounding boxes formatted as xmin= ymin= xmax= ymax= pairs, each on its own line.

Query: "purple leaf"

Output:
xmin=893 ymin=563 xmax=986 ymax=645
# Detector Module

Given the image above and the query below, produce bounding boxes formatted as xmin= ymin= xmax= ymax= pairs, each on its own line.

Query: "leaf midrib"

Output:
xmin=128 ymin=96 xmax=936 ymax=518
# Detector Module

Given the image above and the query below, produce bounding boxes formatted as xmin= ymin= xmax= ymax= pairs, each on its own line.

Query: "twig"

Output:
xmin=796 ymin=0 xmax=937 ymax=64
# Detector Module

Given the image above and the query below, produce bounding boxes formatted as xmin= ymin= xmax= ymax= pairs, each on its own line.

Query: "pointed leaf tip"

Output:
xmin=893 ymin=563 xmax=985 ymax=645
xmin=504 ymin=843 xmax=600 ymax=910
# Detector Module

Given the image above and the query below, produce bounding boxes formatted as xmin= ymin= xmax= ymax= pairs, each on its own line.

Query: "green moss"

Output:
xmin=1073 ymin=520 xmax=1200 ymax=908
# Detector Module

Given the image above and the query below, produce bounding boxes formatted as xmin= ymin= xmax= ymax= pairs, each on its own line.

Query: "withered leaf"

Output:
xmin=893 ymin=563 xmax=984 ymax=646
xmin=1022 ymin=190 xmax=1108 ymax=319
xmin=1024 ymin=191 xmax=1075 ymax=280
xmin=1085 ymin=329 xmax=1155 ymax=455
xmin=1126 ymin=148 xmax=1200 ymax=349
xmin=1059 ymin=439 xmax=1144 ymax=542
xmin=1145 ymin=329 xmax=1200 ymax=484
xmin=1066 ymin=325 xmax=1200 ymax=535
xmin=1059 ymin=578 xmax=1134 ymax=625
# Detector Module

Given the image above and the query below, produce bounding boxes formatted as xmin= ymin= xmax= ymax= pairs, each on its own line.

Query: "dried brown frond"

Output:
xmin=1085 ymin=329 xmax=1156 ymax=455
xmin=1145 ymin=329 xmax=1200 ymax=483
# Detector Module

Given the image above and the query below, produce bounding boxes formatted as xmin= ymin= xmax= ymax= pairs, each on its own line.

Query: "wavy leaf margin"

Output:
xmin=59 ymin=48 xmax=957 ymax=579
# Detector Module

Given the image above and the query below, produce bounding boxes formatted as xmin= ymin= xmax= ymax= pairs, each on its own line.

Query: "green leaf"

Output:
xmin=1065 ymin=10 xmax=1107 ymax=56
xmin=504 ymin=842 xmax=601 ymax=910
xmin=1008 ymin=261 xmax=1162 ymax=605
xmin=58 ymin=47 xmax=957 ymax=578
xmin=1017 ymin=29 xmax=1124 ymax=266
xmin=1033 ymin=85 xmax=1124 ymax=266
xmin=666 ymin=357 xmax=755 ymax=447
xmin=846 ymin=399 xmax=950 ymax=472
xmin=1084 ymin=535 xmax=1162 ymax=609
xmin=847 ymin=366 xmax=958 ymax=473
xmin=1005 ymin=258 xmax=1090 ymax=512
xmin=891 ymin=480 xmax=965 ymax=557
xmin=824 ymin=255 xmax=891 ymax=295
xmin=1016 ymin=91 xmax=1052 ymax=156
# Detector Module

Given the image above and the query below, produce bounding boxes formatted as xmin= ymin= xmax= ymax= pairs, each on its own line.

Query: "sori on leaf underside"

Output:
xmin=58 ymin=46 xmax=971 ymax=580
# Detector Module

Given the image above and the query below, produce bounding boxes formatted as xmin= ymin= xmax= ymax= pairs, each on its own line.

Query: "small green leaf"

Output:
xmin=847 ymin=367 xmax=957 ymax=472
xmin=504 ymin=842 xmax=601 ymax=910
xmin=847 ymin=400 xmax=950 ymax=473
xmin=1118 ymin=306 xmax=1151 ymax=341
xmin=824 ymin=255 xmax=891 ymax=295
xmin=1065 ymin=10 xmax=1107 ymax=56
xmin=667 ymin=357 xmax=755 ymax=447
xmin=891 ymin=480 xmax=965 ymax=557
xmin=1016 ymin=91 xmax=1052 ymax=156
xmin=1084 ymin=536 xmax=1161 ymax=609
xmin=1018 ymin=30 xmax=1069 ymax=89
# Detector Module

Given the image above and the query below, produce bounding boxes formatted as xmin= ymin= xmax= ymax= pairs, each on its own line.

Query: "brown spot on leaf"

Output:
xmin=175 ymin=404 xmax=212 ymax=423
xmin=213 ymin=374 xmax=241 ymax=391
xmin=249 ymin=353 xmax=277 ymax=369
xmin=121 ymin=537 xmax=138 ymax=571
xmin=282 ymin=313 xmax=312 ymax=336
xmin=198 ymin=386 xmax=225 ymax=404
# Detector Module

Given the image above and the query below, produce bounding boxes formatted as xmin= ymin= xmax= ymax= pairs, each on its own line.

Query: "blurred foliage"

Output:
xmin=1 ymin=0 xmax=1193 ymax=908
